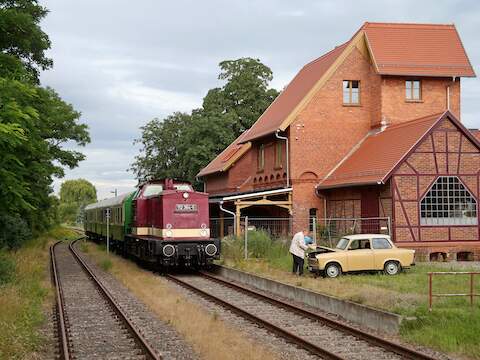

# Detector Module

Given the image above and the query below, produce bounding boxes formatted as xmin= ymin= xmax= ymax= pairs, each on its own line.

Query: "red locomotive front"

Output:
xmin=129 ymin=179 xmax=220 ymax=268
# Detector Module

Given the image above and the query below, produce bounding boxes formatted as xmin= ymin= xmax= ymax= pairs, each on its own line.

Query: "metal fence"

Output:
xmin=210 ymin=216 xmax=391 ymax=246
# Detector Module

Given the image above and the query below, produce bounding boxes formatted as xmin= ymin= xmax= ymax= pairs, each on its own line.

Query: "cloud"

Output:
xmin=39 ymin=0 xmax=480 ymax=200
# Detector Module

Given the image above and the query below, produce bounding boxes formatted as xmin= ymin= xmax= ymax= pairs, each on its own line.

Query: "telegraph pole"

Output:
xmin=111 ymin=189 xmax=118 ymax=197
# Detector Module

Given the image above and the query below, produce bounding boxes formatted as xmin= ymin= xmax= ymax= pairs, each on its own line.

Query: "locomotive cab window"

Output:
xmin=143 ymin=184 xmax=163 ymax=197
xmin=174 ymin=184 xmax=193 ymax=191
xmin=421 ymin=176 xmax=477 ymax=225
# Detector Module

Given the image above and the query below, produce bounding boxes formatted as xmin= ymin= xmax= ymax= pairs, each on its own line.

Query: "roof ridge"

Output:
xmin=380 ymin=112 xmax=445 ymax=132
xmin=302 ymin=41 xmax=349 ymax=69
xmin=363 ymin=21 xmax=455 ymax=29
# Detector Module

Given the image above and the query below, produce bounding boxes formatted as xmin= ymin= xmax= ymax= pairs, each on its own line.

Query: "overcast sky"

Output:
xmin=40 ymin=0 xmax=480 ymax=200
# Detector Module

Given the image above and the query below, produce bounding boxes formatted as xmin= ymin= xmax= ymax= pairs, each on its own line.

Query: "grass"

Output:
xmin=222 ymin=231 xmax=480 ymax=359
xmin=83 ymin=241 xmax=278 ymax=360
xmin=0 ymin=226 xmax=78 ymax=359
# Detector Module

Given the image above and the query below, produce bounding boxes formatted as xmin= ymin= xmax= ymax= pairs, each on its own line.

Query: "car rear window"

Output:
xmin=372 ymin=238 xmax=392 ymax=249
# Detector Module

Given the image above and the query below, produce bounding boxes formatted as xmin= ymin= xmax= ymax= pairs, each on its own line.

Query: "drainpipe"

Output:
xmin=447 ymin=85 xmax=450 ymax=110
xmin=275 ymin=130 xmax=290 ymax=188
xmin=219 ymin=201 xmax=236 ymax=236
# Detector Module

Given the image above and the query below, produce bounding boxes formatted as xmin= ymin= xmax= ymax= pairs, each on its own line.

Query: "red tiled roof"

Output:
xmin=240 ymin=42 xmax=349 ymax=143
xmin=364 ymin=22 xmax=475 ymax=77
xmin=471 ymin=129 xmax=480 ymax=141
xmin=197 ymin=131 xmax=251 ymax=177
xmin=317 ymin=113 xmax=444 ymax=189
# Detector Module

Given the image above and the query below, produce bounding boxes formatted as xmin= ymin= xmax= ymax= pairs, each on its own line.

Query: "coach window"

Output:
xmin=421 ymin=176 xmax=478 ymax=225
xmin=343 ymin=80 xmax=360 ymax=105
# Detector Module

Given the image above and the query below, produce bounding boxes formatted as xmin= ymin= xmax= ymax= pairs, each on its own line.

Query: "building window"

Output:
xmin=309 ymin=208 xmax=317 ymax=232
xmin=257 ymin=144 xmax=265 ymax=171
xmin=420 ymin=176 xmax=477 ymax=225
xmin=343 ymin=80 xmax=360 ymax=105
xmin=275 ymin=141 xmax=282 ymax=168
xmin=405 ymin=80 xmax=421 ymax=100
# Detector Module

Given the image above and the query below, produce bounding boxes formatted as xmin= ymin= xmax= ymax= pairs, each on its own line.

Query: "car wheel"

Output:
xmin=384 ymin=261 xmax=400 ymax=275
xmin=325 ymin=263 xmax=341 ymax=278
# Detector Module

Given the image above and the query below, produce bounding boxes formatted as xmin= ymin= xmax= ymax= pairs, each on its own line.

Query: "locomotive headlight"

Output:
xmin=200 ymin=229 xmax=208 ymax=237
xmin=205 ymin=244 xmax=217 ymax=256
xmin=166 ymin=230 xmax=173 ymax=237
xmin=183 ymin=192 xmax=189 ymax=199
xmin=163 ymin=244 xmax=175 ymax=257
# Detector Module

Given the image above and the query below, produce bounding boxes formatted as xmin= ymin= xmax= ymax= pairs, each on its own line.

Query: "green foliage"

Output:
xmin=0 ymin=0 xmax=53 ymax=82
xmin=100 ymin=258 xmax=112 ymax=272
xmin=0 ymin=214 xmax=31 ymax=250
xmin=132 ymin=58 xmax=279 ymax=188
xmin=58 ymin=179 xmax=97 ymax=224
xmin=0 ymin=1 xmax=90 ymax=238
xmin=0 ymin=251 xmax=16 ymax=285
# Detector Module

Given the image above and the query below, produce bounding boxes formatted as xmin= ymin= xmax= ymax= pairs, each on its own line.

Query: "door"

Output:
xmin=361 ymin=187 xmax=380 ymax=233
xmin=346 ymin=239 xmax=375 ymax=271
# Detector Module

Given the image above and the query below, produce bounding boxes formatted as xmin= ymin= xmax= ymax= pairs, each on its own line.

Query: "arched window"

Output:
xmin=420 ymin=176 xmax=477 ymax=225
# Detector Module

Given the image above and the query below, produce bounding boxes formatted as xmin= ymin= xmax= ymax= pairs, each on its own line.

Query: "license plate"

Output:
xmin=175 ymin=204 xmax=197 ymax=213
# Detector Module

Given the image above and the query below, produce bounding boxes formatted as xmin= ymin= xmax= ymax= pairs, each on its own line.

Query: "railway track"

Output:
xmin=166 ymin=272 xmax=437 ymax=360
xmin=50 ymin=239 xmax=161 ymax=360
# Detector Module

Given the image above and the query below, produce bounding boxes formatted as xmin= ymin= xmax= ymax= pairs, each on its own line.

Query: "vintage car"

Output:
xmin=307 ymin=234 xmax=415 ymax=278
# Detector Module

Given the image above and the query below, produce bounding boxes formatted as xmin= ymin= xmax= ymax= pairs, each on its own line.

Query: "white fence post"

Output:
xmin=312 ymin=216 xmax=317 ymax=244
xmin=244 ymin=216 xmax=248 ymax=260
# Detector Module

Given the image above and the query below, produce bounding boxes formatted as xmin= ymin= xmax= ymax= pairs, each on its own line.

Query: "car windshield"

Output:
xmin=336 ymin=238 xmax=349 ymax=250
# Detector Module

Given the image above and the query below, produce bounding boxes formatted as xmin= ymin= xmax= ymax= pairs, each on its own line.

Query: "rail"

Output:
xmin=69 ymin=239 xmax=161 ymax=360
xmin=50 ymin=241 xmax=70 ymax=360
xmin=428 ymin=271 xmax=480 ymax=311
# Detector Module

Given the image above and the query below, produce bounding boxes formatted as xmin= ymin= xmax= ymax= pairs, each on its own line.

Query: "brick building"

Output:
xmin=198 ymin=22 xmax=480 ymax=260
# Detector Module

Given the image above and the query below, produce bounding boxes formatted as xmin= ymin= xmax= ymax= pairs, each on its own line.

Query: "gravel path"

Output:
xmin=73 ymin=242 xmax=198 ymax=360
xmin=54 ymin=242 xmax=146 ymax=359
xmin=172 ymin=275 xmax=410 ymax=360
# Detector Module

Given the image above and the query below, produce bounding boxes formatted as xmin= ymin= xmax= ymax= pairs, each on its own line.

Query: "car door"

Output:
xmin=372 ymin=238 xmax=394 ymax=269
xmin=346 ymin=239 xmax=375 ymax=271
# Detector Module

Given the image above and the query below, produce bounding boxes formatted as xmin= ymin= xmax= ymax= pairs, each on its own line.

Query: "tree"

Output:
xmin=0 ymin=0 xmax=90 ymax=237
xmin=59 ymin=179 xmax=97 ymax=224
xmin=0 ymin=0 xmax=52 ymax=82
xmin=132 ymin=58 xmax=279 ymax=188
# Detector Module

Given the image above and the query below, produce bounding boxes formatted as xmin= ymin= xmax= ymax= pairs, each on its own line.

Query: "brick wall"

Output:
xmin=392 ymin=116 xmax=480 ymax=259
xmin=381 ymin=77 xmax=460 ymax=125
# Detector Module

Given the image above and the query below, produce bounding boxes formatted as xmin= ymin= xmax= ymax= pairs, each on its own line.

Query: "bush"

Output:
xmin=100 ymin=258 xmax=112 ymax=272
xmin=0 ymin=214 xmax=31 ymax=250
xmin=0 ymin=252 xmax=16 ymax=285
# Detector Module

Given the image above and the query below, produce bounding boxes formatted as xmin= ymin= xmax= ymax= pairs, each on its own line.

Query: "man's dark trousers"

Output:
xmin=292 ymin=254 xmax=304 ymax=275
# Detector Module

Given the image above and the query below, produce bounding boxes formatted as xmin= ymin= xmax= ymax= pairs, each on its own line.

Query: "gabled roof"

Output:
xmin=317 ymin=111 xmax=480 ymax=190
xmin=240 ymin=42 xmax=349 ymax=143
xmin=240 ymin=22 xmax=475 ymax=144
xmin=363 ymin=22 xmax=475 ymax=77
xmin=197 ymin=131 xmax=252 ymax=177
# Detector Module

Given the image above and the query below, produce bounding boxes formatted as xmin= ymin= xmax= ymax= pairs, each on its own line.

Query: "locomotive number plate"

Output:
xmin=175 ymin=204 xmax=198 ymax=213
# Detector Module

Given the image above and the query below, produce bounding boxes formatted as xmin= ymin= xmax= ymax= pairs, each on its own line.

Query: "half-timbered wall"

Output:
xmin=392 ymin=117 xmax=480 ymax=259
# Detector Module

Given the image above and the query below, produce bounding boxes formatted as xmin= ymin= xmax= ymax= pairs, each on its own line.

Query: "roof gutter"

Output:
xmin=219 ymin=201 xmax=236 ymax=236
xmin=275 ymin=130 xmax=290 ymax=188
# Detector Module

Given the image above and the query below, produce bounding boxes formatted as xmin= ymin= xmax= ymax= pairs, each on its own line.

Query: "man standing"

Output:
xmin=289 ymin=229 xmax=310 ymax=276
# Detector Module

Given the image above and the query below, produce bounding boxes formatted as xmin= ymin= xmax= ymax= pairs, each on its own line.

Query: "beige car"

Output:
xmin=307 ymin=234 xmax=415 ymax=278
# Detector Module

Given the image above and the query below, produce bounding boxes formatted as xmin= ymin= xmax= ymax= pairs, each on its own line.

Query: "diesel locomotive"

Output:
xmin=83 ymin=179 xmax=220 ymax=268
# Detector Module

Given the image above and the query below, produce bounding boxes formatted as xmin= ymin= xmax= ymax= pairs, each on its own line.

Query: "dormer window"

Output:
xmin=343 ymin=80 xmax=360 ymax=105
xmin=406 ymin=80 xmax=421 ymax=101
